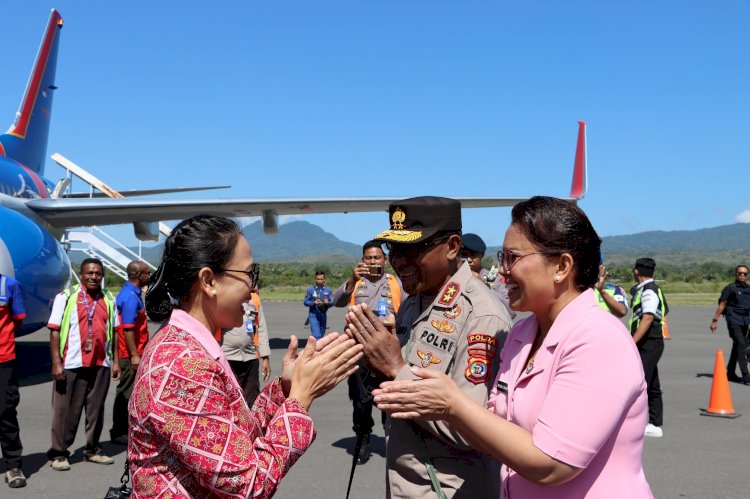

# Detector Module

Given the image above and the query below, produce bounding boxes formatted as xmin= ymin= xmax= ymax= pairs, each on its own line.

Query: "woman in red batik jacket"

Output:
xmin=128 ymin=215 xmax=363 ymax=498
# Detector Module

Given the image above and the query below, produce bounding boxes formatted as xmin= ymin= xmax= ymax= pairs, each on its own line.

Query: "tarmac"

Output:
xmin=8 ymin=302 xmax=750 ymax=498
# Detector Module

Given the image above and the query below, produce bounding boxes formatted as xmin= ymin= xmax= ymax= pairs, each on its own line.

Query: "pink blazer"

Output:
xmin=488 ymin=289 xmax=653 ymax=498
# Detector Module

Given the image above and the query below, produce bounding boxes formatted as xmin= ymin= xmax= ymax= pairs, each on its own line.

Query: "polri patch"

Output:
xmin=418 ymin=329 xmax=456 ymax=354
xmin=438 ymin=282 xmax=460 ymax=307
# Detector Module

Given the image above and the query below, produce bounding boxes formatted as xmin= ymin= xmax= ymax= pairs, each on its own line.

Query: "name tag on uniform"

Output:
xmin=496 ymin=380 xmax=508 ymax=393
xmin=244 ymin=321 xmax=254 ymax=334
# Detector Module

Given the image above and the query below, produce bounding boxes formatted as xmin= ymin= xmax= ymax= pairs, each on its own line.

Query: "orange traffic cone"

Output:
xmin=700 ymin=349 xmax=741 ymax=418
xmin=662 ymin=316 xmax=671 ymax=340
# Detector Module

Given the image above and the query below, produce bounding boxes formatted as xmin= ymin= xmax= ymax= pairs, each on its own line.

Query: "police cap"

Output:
xmin=373 ymin=196 xmax=461 ymax=244
xmin=461 ymin=233 xmax=486 ymax=254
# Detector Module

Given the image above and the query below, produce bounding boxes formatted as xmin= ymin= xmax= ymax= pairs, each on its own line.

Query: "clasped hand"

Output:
xmin=345 ymin=303 xmax=404 ymax=379
xmin=280 ymin=332 xmax=364 ymax=410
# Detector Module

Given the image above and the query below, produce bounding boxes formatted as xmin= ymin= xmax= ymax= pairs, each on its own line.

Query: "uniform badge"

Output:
xmin=465 ymin=334 xmax=497 ymax=385
xmin=466 ymin=356 xmax=489 ymax=384
xmin=430 ymin=320 xmax=456 ymax=334
xmin=391 ymin=207 xmax=406 ymax=229
xmin=416 ymin=350 xmax=442 ymax=368
xmin=438 ymin=282 xmax=460 ymax=307
xmin=443 ymin=306 xmax=462 ymax=320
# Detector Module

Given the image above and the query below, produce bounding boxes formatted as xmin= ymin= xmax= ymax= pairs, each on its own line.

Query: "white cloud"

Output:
xmin=735 ymin=210 xmax=750 ymax=223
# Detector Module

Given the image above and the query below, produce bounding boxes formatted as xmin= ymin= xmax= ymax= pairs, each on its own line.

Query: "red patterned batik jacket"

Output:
xmin=128 ymin=310 xmax=315 ymax=498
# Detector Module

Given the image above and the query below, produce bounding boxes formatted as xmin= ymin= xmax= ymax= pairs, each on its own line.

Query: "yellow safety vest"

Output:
xmin=58 ymin=285 xmax=116 ymax=359
xmin=349 ymin=274 xmax=402 ymax=314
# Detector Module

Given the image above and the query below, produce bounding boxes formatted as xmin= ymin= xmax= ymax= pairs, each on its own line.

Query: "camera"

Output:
xmin=366 ymin=265 xmax=383 ymax=277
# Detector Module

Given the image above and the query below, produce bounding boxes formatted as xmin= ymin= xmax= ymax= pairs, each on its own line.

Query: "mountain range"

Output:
xmin=115 ymin=221 xmax=750 ymax=266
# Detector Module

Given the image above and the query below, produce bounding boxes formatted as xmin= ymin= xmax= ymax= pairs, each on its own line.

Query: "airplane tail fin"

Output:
xmin=569 ymin=121 xmax=587 ymax=200
xmin=0 ymin=9 xmax=63 ymax=175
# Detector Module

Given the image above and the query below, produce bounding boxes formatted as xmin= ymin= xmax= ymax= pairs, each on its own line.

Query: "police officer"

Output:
xmin=630 ymin=257 xmax=668 ymax=438
xmin=332 ymin=240 xmax=404 ymax=464
xmin=303 ymin=271 xmax=333 ymax=339
xmin=710 ymin=265 xmax=750 ymax=384
xmin=345 ymin=196 xmax=512 ymax=498
xmin=461 ymin=232 xmax=513 ymax=316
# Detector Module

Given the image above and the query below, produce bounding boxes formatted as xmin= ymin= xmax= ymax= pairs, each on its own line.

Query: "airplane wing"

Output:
xmin=26 ymin=196 xmax=539 ymax=228
xmin=29 ymin=121 xmax=586 ymax=230
xmin=63 ymin=185 xmax=230 ymax=198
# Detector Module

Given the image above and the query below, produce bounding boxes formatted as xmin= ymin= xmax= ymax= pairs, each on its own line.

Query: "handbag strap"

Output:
xmin=119 ymin=459 xmax=131 ymax=491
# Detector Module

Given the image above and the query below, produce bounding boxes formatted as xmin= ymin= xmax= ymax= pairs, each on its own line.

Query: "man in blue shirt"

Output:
xmin=0 ymin=274 xmax=27 ymax=488
xmin=303 ymin=271 xmax=333 ymax=339
xmin=110 ymin=261 xmax=151 ymax=444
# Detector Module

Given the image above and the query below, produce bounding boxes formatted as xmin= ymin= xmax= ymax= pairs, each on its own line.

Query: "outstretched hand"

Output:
xmin=373 ymin=367 xmax=460 ymax=421
xmin=281 ymin=332 xmax=345 ymax=396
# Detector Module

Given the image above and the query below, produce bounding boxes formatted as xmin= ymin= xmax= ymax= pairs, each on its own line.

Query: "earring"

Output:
xmin=211 ymin=289 xmax=217 ymax=296
xmin=554 ymin=276 xmax=560 ymax=282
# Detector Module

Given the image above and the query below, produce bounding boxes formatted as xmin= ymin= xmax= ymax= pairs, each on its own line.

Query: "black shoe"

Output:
xmin=742 ymin=374 xmax=750 ymax=385
xmin=356 ymin=434 xmax=372 ymax=465
xmin=728 ymin=373 xmax=742 ymax=383
xmin=5 ymin=468 xmax=27 ymax=488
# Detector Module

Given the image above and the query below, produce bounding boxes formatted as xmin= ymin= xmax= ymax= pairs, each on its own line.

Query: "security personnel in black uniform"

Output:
xmin=630 ymin=257 xmax=668 ymax=438
xmin=710 ymin=265 xmax=750 ymax=384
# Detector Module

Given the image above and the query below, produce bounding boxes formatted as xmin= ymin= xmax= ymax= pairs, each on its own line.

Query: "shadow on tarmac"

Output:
xmin=21 ymin=442 xmax=128 ymax=478
xmin=17 ymin=341 xmax=53 ymax=387
xmin=331 ymin=434 xmax=386 ymax=458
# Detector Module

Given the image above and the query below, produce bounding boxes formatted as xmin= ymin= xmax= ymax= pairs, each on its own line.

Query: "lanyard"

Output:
xmin=80 ymin=290 xmax=100 ymax=346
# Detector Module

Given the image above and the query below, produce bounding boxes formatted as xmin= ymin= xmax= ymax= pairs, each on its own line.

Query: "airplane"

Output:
xmin=0 ymin=9 xmax=587 ymax=335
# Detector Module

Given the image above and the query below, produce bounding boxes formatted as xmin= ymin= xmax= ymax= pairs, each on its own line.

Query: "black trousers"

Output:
xmin=638 ymin=338 xmax=664 ymax=427
xmin=726 ymin=321 xmax=749 ymax=377
xmin=110 ymin=358 xmax=137 ymax=440
xmin=228 ymin=359 xmax=260 ymax=407
xmin=348 ymin=371 xmax=375 ymax=435
xmin=0 ymin=360 xmax=22 ymax=470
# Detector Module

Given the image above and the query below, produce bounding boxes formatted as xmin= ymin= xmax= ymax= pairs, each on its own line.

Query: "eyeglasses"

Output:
xmin=737 ymin=272 xmax=748 ymax=276
xmin=386 ymin=234 xmax=453 ymax=260
xmin=221 ymin=263 xmax=260 ymax=287
xmin=497 ymin=248 xmax=543 ymax=272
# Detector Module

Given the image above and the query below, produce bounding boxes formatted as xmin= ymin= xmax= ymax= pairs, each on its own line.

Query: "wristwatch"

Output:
xmin=711 ymin=318 xmax=718 ymax=323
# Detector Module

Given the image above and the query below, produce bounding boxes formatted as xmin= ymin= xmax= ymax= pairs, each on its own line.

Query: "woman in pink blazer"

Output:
xmin=373 ymin=197 xmax=653 ymax=498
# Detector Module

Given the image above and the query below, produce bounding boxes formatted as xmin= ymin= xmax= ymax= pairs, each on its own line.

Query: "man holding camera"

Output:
xmin=333 ymin=240 xmax=404 ymax=464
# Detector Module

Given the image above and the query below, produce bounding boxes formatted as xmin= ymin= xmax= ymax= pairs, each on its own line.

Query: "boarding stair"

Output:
xmin=61 ymin=226 xmax=156 ymax=281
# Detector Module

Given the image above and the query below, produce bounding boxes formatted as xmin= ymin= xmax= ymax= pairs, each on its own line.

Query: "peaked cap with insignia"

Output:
xmin=373 ymin=196 xmax=462 ymax=244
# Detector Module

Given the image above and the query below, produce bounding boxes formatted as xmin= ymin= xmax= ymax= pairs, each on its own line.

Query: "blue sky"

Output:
xmin=2 ymin=1 xmax=749 ymax=249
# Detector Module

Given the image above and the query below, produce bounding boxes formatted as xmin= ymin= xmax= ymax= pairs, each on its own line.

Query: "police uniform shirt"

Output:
xmin=332 ymin=273 xmax=403 ymax=315
xmin=386 ymin=262 xmax=512 ymax=498
xmin=720 ymin=281 xmax=750 ymax=327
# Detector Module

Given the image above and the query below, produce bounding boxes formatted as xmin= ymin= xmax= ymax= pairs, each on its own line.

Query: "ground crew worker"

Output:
xmin=222 ymin=289 xmax=272 ymax=406
xmin=595 ymin=264 xmax=629 ymax=318
xmin=47 ymin=258 xmax=120 ymax=470
xmin=345 ymin=196 xmax=512 ymax=498
xmin=110 ymin=261 xmax=151 ymax=444
xmin=304 ymin=271 xmax=333 ymax=339
xmin=332 ymin=240 xmax=404 ymax=465
xmin=0 ymin=273 xmax=27 ymax=488
xmin=630 ymin=257 xmax=668 ymax=438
